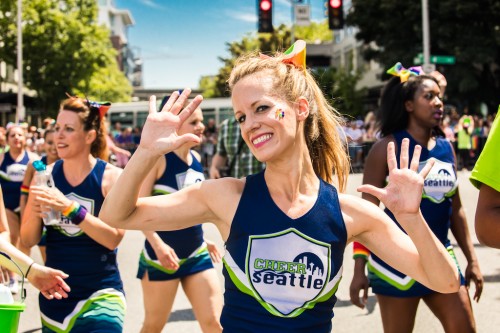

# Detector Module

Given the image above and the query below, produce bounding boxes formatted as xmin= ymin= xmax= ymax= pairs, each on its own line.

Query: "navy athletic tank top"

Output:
xmin=145 ymin=151 xmax=205 ymax=258
xmin=40 ymin=159 xmax=124 ymax=322
xmin=369 ymin=130 xmax=458 ymax=287
xmin=221 ymin=171 xmax=347 ymax=333
xmin=0 ymin=150 xmax=29 ymax=210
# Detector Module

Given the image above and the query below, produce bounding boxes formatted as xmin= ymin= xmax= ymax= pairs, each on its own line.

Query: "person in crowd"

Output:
xmin=209 ymin=115 xmax=264 ymax=179
xmin=470 ymin=108 xmax=500 ymax=248
xmin=0 ymin=187 xmax=70 ymax=300
xmin=0 ymin=123 xmax=38 ymax=293
xmin=457 ymin=109 xmax=475 ymax=170
xmin=344 ymin=120 xmax=364 ymax=170
xmin=21 ymin=97 xmax=126 ymax=332
xmin=0 ymin=126 xmax=8 ymax=154
xmin=349 ymin=63 xmax=482 ymax=333
xmin=137 ymin=103 xmax=222 ymax=333
xmin=20 ymin=129 xmax=60 ymax=262
xmin=100 ymin=41 xmax=460 ymax=333
xmin=202 ymin=118 xmax=218 ymax=170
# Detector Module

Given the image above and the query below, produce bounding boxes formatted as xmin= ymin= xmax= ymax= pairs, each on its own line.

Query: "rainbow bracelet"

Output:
xmin=20 ymin=185 xmax=30 ymax=196
xmin=62 ymin=201 xmax=88 ymax=225
xmin=62 ymin=201 xmax=80 ymax=219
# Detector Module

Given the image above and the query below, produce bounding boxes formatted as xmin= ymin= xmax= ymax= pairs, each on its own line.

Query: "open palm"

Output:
xmin=358 ymin=138 xmax=434 ymax=217
xmin=140 ymin=89 xmax=203 ymax=156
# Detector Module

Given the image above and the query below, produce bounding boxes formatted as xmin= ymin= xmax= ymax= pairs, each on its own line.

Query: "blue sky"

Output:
xmin=116 ymin=0 xmax=327 ymax=89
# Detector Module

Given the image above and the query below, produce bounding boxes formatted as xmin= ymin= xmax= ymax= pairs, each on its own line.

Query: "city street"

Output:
xmin=18 ymin=171 xmax=500 ymax=333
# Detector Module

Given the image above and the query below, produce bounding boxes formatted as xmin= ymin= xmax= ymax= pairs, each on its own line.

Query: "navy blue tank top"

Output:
xmin=221 ymin=171 xmax=347 ymax=333
xmin=145 ymin=151 xmax=205 ymax=259
xmin=371 ymin=131 xmax=458 ymax=280
xmin=0 ymin=150 xmax=29 ymax=210
xmin=40 ymin=159 xmax=123 ymax=321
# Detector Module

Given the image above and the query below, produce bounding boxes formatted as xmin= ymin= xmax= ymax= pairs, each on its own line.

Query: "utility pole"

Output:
xmin=421 ymin=0 xmax=434 ymax=73
xmin=16 ymin=0 xmax=24 ymax=122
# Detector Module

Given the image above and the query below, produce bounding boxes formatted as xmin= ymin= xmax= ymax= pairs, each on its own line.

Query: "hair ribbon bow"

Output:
xmin=87 ymin=100 xmax=111 ymax=120
xmin=260 ymin=40 xmax=307 ymax=71
xmin=387 ymin=62 xmax=424 ymax=82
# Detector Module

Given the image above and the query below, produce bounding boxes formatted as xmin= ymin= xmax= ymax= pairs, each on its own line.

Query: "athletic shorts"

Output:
xmin=368 ymin=246 xmax=465 ymax=297
xmin=137 ymin=246 xmax=213 ymax=281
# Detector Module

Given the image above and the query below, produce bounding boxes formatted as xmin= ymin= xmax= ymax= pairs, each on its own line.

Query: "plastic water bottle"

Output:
xmin=32 ymin=160 xmax=61 ymax=225
xmin=0 ymin=283 xmax=14 ymax=304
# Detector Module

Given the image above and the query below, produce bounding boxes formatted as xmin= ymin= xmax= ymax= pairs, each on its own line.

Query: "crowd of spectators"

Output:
xmin=0 ymin=107 xmax=495 ymax=177
xmin=342 ymin=106 xmax=497 ymax=173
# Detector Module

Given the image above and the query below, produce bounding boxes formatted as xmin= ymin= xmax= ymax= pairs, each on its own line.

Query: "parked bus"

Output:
xmin=108 ymin=97 xmax=233 ymax=129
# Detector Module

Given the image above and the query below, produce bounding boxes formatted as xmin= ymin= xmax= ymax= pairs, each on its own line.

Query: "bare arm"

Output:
xmin=450 ymin=190 xmax=483 ymax=301
xmin=475 ymin=184 xmax=500 ymax=248
xmin=349 ymin=138 xmax=390 ymax=308
xmin=24 ymin=166 xmax=125 ymax=250
xmin=101 ymin=91 xmax=224 ymax=233
xmin=209 ymin=153 xmax=227 ymax=179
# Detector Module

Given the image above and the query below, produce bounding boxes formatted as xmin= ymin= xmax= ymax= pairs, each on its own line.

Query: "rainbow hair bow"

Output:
xmin=87 ymin=100 xmax=111 ymax=120
xmin=387 ymin=62 xmax=424 ymax=82
xmin=260 ymin=40 xmax=307 ymax=71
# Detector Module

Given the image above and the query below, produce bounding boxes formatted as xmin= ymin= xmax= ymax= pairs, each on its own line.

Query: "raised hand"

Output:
xmin=140 ymin=89 xmax=203 ymax=156
xmin=358 ymin=138 xmax=434 ymax=218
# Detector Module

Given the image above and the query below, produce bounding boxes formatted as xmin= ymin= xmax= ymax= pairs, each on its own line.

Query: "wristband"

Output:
xmin=62 ymin=201 xmax=80 ymax=219
xmin=25 ymin=261 xmax=35 ymax=278
xmin=62 ymin=201 xmax=88 ymax=225
xmin=71 ymin=205 xmax=88 ymax=225
xmin=20 ymin=185 xmax=30 ymax=196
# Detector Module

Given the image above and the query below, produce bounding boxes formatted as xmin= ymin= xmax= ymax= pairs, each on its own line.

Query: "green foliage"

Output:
xmin=204 ymin=20 xmax=363 ymax=119
xmin=0 ymin=0 xmax=131 ymax=117
xmin=313 ymin=67 xmax=366 ymax=118
xmin=347 ymin=0 xmax=500 ymax=113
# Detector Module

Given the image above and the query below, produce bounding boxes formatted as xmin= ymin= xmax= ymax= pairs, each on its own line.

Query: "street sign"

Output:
xmin=294 ymin=4 xmax=310 ymax=26
xmin=414 ymin=53 xmax=456 ymax=65
xmin=430 ymin=55 xmax=456 ymax=65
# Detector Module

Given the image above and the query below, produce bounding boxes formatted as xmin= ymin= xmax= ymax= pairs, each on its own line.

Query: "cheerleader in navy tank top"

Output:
xmin=368 ymin=131 xmax=464 ymax=296
xmin=38 ymin=159 xmax=125 ymax=332
xmin=137 ymin=151 xmax=213 ymax=279
xmin=22 ymin=97 xmax=126 ymax=333
xmin=101 ymin=44 xmax=461 ymax=333
xmin=350 ymin=71 xmax=482 ymax=333
xmin=135 ymin=105 xmax=222 ymax=332
xmin=222 ymin=171 xmax=346 ymax=332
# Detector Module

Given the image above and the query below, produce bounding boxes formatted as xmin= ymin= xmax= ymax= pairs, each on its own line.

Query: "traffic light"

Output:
xmin=258 ymin=0 xmax=273 ymax=33
xmin=327 ymin=0 xmax=344 ymax=30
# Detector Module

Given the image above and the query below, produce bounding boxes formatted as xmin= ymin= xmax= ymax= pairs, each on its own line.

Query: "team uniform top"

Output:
xmin=470 ymin=112 xmax=500 ymax=191
xmin=40 ymin=159 xmax=124 ymax=323
xmin=369 ymin=130 xmax=458 ymax=292
xmin=221 ymin=171 xmax=347 ymax=333
xmin=145 ymin=151 xmax=205 ymax=259
xmin=0 ymin=150 xmax=30 ymax=210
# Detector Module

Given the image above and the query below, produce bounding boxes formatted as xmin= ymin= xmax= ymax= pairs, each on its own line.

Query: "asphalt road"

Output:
xmin=17 ymin=171 xmax=500 ymax=332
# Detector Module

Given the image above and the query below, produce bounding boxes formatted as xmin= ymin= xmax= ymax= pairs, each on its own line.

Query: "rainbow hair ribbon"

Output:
xmin=386 ymin=62 xmax=424 ymax=82
xmin=260 ymin=40 xmax=307 ymax=71
xmin=87 ymin=100 xmax=111 ymax=120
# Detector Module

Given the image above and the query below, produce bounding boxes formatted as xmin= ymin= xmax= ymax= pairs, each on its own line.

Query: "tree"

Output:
xmin=347 ymin=0 xmax=500 ymax=113
xmin=205 ymin=22 xmax=337 ymax=97
xmin=0 ymin=0 xmax=131 ymax=116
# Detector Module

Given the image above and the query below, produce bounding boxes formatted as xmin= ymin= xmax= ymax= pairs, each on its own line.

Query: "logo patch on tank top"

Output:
xmin=420 ymin=159 xmax=457 ymax=203
xmin=5 ymin=163 xmax=27 ymax=182
xmin=247 ymin=228 xmax=331 ymax=316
